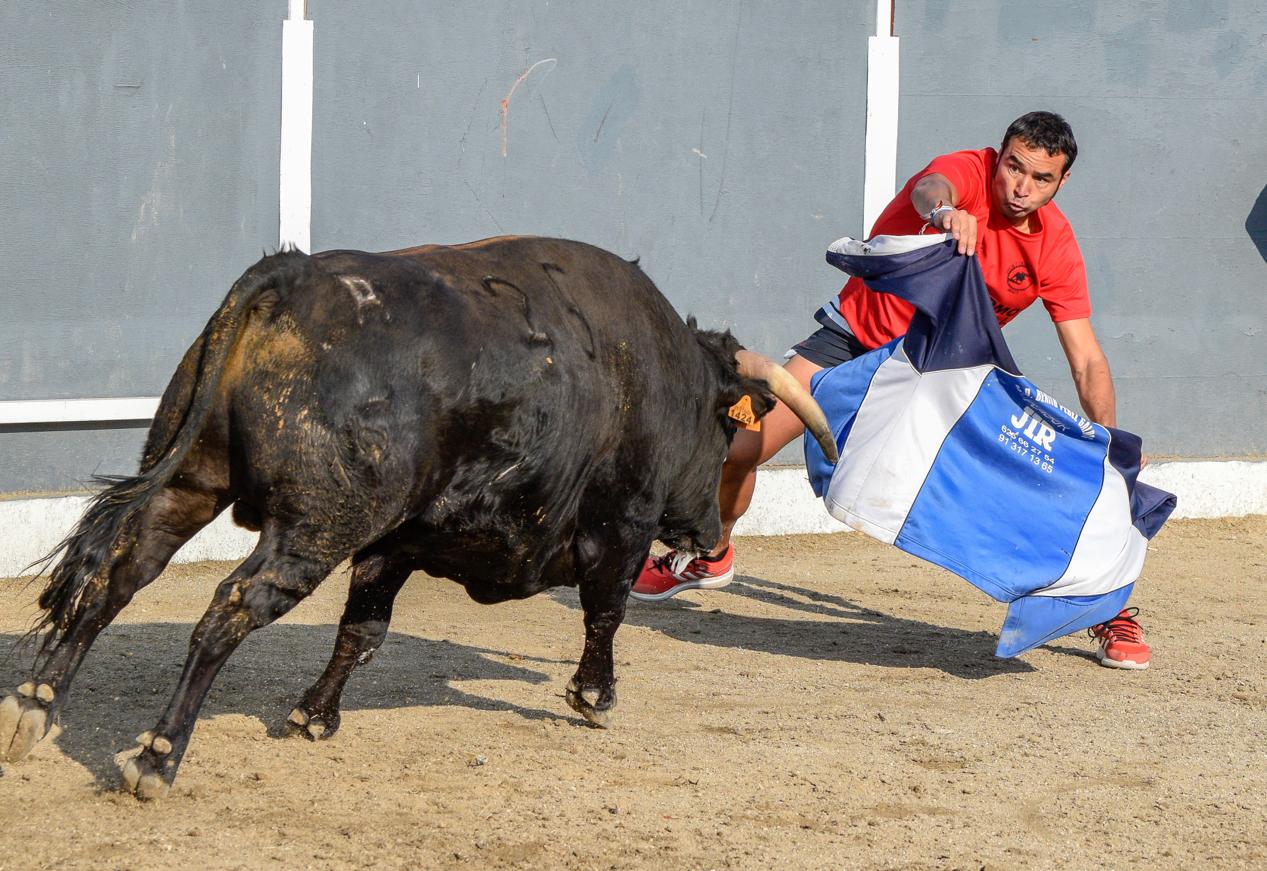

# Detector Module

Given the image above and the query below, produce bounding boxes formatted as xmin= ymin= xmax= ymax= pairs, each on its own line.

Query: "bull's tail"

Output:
xmin=29 ymin=250 xmax=313 ymax=655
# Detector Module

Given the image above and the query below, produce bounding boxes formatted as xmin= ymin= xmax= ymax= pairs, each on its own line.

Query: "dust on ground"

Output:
xmin=1 ymin=516 xmax=1264 ymax=870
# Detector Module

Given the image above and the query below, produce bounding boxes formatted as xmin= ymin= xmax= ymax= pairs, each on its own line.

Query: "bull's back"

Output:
xmin=419 ymin=234 xmax=717 ymax=412
xmin=231 ymin=238 xmax=706 ymax=451
xmin=387 ymin=236 xmax=687 ymax=349
xmin=231 ymin=238 xmax=673 ymax=482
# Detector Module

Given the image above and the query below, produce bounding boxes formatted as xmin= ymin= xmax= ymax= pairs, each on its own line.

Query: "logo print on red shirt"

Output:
xmin=1007 ymin=264 xmax=1033 ymax=292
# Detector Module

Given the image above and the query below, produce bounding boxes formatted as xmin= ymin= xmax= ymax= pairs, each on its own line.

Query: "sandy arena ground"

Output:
xmin=1 ymin=515 xmax=1264 ymax=869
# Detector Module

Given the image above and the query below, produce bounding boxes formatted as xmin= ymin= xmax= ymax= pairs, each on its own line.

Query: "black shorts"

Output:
xmin=790 ymin=318 xmax=870 ymax=368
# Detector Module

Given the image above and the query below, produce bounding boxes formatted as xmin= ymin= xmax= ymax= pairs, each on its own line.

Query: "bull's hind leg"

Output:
xmin=286 ymin=548 xmax=412 ymax=741
xmin=0 ymin=485 xmax=222 ymax=764
xmin=564 ymin=530 xmax=652 ymax=728
xmin=121 ymin=539 xmax=336 ymax=800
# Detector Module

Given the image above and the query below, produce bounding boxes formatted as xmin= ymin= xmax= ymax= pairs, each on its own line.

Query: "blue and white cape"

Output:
xmin=803 ymin=233 xmax=1176 ymax=657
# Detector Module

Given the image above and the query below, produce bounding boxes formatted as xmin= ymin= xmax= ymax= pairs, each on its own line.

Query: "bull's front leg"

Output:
xmin=565 ymin=536 xmax=647 ymax=728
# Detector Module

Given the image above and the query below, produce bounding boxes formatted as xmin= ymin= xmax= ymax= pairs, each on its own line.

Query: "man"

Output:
xmin=632 ymin=111 xmax=1151 ymax=670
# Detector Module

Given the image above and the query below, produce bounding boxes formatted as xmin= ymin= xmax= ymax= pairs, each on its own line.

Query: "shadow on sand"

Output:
xmin=0 ymin=623 xmax=576 ymax=788
xmin=4 ymin=568 xmax=1091 ymax=787
xmin=555 ymin=573 xmax=1040 ymax=679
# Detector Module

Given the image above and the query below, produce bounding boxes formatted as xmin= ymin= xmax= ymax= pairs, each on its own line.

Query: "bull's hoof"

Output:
xmin=121 ymin=754 xmax=172 ymax=801
xmin=285 ymin=706 xmax=341 ymax=741
xmin=564 ymin=679 xmax=615 ymax=729
xmin=120 ymin=736 xmax=180 ymax=801
xmin=0 ymin=688 xmax=55 ymax=763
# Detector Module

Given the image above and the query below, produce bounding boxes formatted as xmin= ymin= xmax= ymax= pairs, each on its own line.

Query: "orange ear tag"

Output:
xmin=727 ymin=395 xmax=761 ymax=431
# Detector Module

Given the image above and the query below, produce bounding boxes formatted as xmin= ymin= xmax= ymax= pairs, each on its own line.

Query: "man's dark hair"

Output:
xmin=1002 ymin=111 xmax=1077 ymax=173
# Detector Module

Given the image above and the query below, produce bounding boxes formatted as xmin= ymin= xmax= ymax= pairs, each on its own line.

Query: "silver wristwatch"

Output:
xmin=926 ymin=203 xmax=955 ymax=227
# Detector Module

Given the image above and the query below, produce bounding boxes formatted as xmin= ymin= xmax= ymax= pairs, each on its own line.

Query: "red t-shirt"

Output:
xmin=836 ymin=148 xmax=1090 ymax=349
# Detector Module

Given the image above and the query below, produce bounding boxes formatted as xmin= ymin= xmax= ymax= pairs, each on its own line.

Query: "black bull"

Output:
xmin=0 ymin=236 xmax=836 ymax=799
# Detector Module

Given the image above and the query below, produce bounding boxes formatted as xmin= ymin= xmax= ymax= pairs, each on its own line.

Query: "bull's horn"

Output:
xmin=735 ymin=350 xmax=838 ymax=464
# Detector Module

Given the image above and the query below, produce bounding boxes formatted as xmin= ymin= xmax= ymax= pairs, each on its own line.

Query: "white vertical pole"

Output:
xmin=863 ymin=1 xmax=899 ymax=235
xmin=280 ymin=1 xmax=313 ymax=251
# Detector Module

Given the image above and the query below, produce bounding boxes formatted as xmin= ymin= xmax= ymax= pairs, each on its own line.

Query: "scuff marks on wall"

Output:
xmin=695 ymin=110 xmax=708 ymax=216
xmin=539 ymin=93 xmax=559 ymax=141
xmin=592 ymin=99 xmax=614 ymax=143
xmin=459 ymin=77 xmax=488 ymax=154
xmin=500 ymin=58 xmax=557 ymax=157
xmin=131 ymin=104 xmax=179 ymax=244
xmin=577 ymin=65 xmax=640 ymax=173
xmin=707 ymin=12 xmax=743 ymax=223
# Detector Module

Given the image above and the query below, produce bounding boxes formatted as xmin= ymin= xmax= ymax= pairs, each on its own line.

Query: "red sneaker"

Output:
xmin=1089 ymin=608 xmax=1151 ymax=670
xmin=629 ymin=547 xmax=735 ymax=601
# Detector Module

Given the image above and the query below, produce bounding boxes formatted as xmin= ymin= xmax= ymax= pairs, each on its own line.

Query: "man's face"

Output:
xmin=992 ymin=137 xmax=1070 ymax=225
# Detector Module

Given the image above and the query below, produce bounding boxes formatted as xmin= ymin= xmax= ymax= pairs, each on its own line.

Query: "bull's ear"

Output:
xmin=744 ymin=385 xmax=777 ymax=419
xmin=714 ymin=369 xmax=777 ymax=420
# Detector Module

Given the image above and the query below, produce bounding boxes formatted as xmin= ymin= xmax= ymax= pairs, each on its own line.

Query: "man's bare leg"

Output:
xmin=710 ymin=354 xmax=824 ymax=556
xmin=630 ymin=354 xmax=825 ymax=600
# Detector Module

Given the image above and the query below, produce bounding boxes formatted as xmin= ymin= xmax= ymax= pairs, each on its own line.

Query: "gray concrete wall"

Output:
xmin=1 ymin=1 xmax=1262 ymax=495
xmin=308 ymin=0 xmax=872 ymax=357
xmin=0 ymin=1 xmax=282 ymax=491
xmin=894 ymin=0 xmax=1267 ymax=457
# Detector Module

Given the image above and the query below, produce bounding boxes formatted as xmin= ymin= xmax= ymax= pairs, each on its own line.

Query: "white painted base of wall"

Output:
xmin=1 ymin=461 xmax=1263 ymax=578
xmin=734 ymin=460 xmax=1267 ymax=539
xmin=0 ymin=496 xmax=260 ymax=579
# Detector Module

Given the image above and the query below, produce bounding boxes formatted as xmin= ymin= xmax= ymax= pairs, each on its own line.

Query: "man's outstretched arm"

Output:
xmin=1054 ymin=317 xmax=1116 ymax=428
